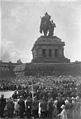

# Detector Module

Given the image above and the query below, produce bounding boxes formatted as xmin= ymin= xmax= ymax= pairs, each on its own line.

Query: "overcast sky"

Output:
xmin=1 ymin=0 xmax=81 ymax=63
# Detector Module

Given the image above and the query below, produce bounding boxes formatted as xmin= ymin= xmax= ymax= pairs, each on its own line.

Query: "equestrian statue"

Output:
xmin=40 ymin=12 xmax=56 ymax=36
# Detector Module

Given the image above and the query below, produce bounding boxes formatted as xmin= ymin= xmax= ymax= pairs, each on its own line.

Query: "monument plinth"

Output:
xmin=32 ymin=36 xmax=70 ymax=63
xmin=31 ymin=13 xmax=70 ymax=63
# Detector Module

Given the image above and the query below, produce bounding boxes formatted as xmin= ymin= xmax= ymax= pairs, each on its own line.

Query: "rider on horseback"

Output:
xmin=40 ymin=12 xmax=56 ymax=36
xmin=44 ymin=12 xmax=51 ymax=22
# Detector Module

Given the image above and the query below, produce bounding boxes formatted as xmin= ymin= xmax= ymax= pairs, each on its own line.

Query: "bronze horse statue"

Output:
xmin=40 ymin=16 xmax=50 ymax=36
xmin=40 ymin=15 xmax=56 ymax=36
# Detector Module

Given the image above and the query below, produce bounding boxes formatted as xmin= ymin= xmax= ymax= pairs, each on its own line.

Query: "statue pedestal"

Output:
xmin=31 ymin=36 xmax=70 ymax=63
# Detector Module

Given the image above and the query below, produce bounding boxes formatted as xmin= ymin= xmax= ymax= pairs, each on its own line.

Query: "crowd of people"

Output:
xmin=0 ymin=91 xmax=81 ymax=119
xmin=0 ymin=75 xmax=81 ymax=97
xmin=0 ymin=74 xmax=81 ymax=119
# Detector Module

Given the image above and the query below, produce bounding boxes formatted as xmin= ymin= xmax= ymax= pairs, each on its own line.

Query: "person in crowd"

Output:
xmin=57 ymin=96 xmax=65 ymax=114
xmin=58 ymin=104 xmax=67 ymax=119
xmin=32 ymin=96 xmax=39 ymax=118
xmin=65 ymin=97 xmax=72 ymax=119
xmin=6 ymin=97 xmax=14 ymax=118
xmin=18 ymin=96 xmax=25 ymax=118
xmin=38 ymin=99 xmax=42 ymax=118
xmin=52 ymin=100 xmax=58 ymax=119
xmin=47 ymin=97 xmax=54 ymax=119
xmin=40 ymin=97 xmax=47 ymax=118
xmin=74 ymin=96 xmax=81 ymax=119
xmin=12 ymin=91 xmax=18 ymax=99
xmin=14 ymin=98 xmax=20 ymax=116
xmin=71 ymin=97 xmax=76 ymax=119
xmin=26 ymin=96 xmax=32 ymax=118
xmin=0 ymin=94 xmax=6 ymax=117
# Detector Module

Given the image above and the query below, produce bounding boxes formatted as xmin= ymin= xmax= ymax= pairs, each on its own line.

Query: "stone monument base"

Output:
xmin=32 ymin=36 xmax=70 ymax=63
xmin=32 ymin=57 xmax=70 ymax=63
